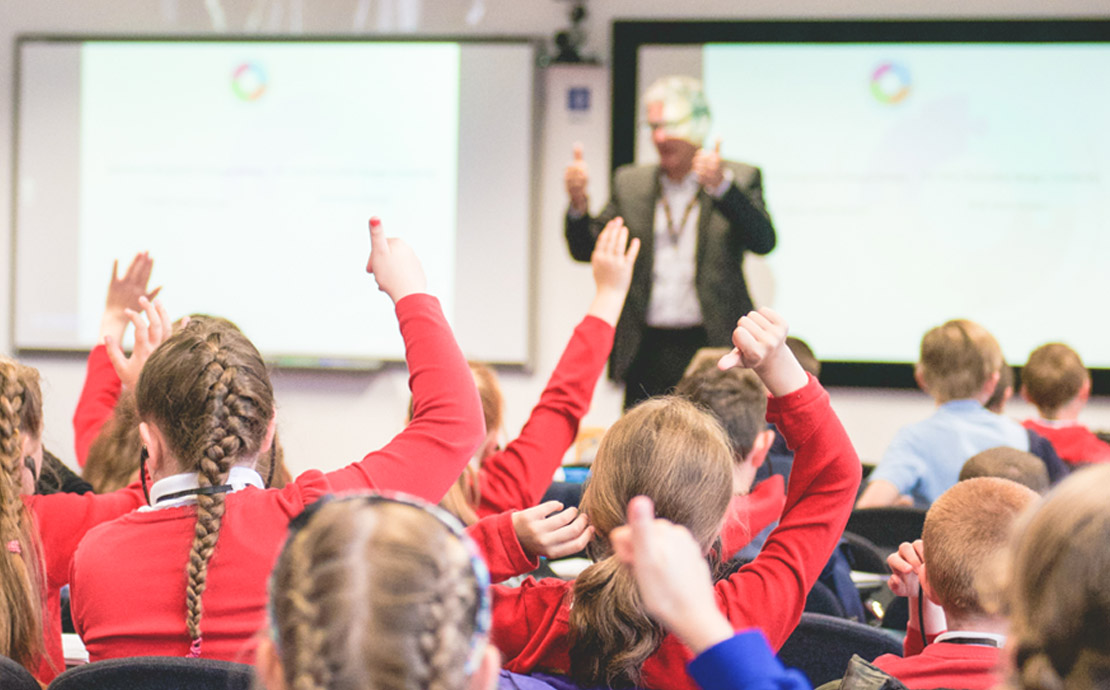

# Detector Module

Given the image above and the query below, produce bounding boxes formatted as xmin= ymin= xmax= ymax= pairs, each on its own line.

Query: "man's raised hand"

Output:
xmin=565 ymin=143 xmax=590 ymax=214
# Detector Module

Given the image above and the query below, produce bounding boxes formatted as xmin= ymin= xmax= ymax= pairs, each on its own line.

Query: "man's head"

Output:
xmin=922 ymin=477 xmax=1038 ymax=625
xmin=916 ymin=319 xmax=1003 ymax=404
xmin=959 ymin=447 xmax=1050 ymax=495
xmin=642 ymin=76 xmax=711 ymax=178
xmin=1021 ymin=343 xmax=1090 ymax=418
xmin=674 ymin=350 xmax=772 ymax=494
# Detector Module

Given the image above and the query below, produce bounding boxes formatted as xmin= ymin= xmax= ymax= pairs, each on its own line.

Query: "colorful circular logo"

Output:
xmin=870 ymin=62 xmax=911 ymax=105
xmin=232 ymin=62 xmax=267 ymax=101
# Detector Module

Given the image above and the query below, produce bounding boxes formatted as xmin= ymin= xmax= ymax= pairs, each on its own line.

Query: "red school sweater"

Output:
xmin=73 ymin=344 xmax=121 ymax=467
xmin=477 ymin=316 xmax=613 ymax=518
xmin=70 ymin=294 xmax=493 ymax=663
xmin=1022 ymin=418 xmax=1110 ymax=466
xmin=490 ymin=375 xmax=862 ymax=690
xmin=874 ymin=642 xmax=1001 ymax=690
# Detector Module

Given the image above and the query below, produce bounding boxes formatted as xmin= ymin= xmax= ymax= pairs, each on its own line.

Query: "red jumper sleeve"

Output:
xmin=73 ymin=345 xmax=123 ymax=466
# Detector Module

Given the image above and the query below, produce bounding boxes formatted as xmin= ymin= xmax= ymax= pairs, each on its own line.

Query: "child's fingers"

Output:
xmin=742 ymin=311 xmax=775 ymax=338
xmin=109 ymin=259 xmax=120 ymax=283
xmin=546 ymin=510 xmax=589 ymax=543
xmin=367 ymin=217 xmax=387 ymax=272
xmin=717 ymin=348 xmax=741 ymax=370
xmin=624 ymin=237 xmax=641 ymax=264
xmin=626 ymin=495 xmax=656 ymax=554
xmin=136 ymin=253 xmax=154 ymax=285
xmin=125 ymin=308 xmax=148 ymax=349
xmin=556 ymin=523 xmax=594 ymax=556
xmin=139 ymin=297 xmax=163 ymax=346
xmin=538 ymin=505 xmax=580 ymax=531
xmin=731 ymin=324 xmax=760 ymax=357
xmin=154 ymin=300 xmax=171 ymax=342
xmin=518 ymin=500 xmax=564 ymax=523
xmin=104 ymin=336 xmax=127 ymax=373
xmin=147 ymin=286 xmax=163 ymax=302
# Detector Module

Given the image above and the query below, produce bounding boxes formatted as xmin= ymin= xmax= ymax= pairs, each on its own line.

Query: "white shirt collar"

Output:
xmin=141 ymin=465 xmax=265 ymax=511
xmin=935 ymin=630 xmax=1006 ymax=647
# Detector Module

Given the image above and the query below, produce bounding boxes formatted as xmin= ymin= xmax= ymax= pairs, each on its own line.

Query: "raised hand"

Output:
xmin=610 ymin=496 xmax=733 ymax=654
xmin=886 ymin=539 xmax=925 ymax=598
xmin=692 ymin=138 xmax=724 ymax=190
xmin=565 ymin=143 xmax=589 ymax=214
xmin=365 ymin=217 xmax=427 ymax=303
xmin=100 ymin=252 xmax=161 ymax=344
xmin=588 ymin=217 xmax=640 ymax=326
xmin=511 ymin=500 xmax=594 ymax=560
xmin=105 ymin=296 xmax=173 ymax=389
xmin=718 ymin=308 xmax=808 ymax=397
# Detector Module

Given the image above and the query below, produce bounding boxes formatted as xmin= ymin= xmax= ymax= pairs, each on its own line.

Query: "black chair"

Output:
xmin=0 ymin=655 xmax=40 ymax=690
xmin=48 ymin=656 xmax=255 ymax=690
xmin=776 ymin=612 xmax=903 ymax=687
xmin=845 ymin=507 xmax=926 ymax=555
xmin=840 ymin=531 xmax=892 ymax=574
xmin=804 ymin=579 xmax=848 ymax=618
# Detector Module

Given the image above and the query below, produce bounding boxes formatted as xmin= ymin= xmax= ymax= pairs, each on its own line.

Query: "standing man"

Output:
xmin=565 ymin=75 xmax=776 ymax=408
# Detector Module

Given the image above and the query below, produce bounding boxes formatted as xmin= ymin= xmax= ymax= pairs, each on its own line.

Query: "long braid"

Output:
xmin=0 ymin=360 xmax=45 ymax=669
xmin=137 ymin=320 xmax=274 ymax=659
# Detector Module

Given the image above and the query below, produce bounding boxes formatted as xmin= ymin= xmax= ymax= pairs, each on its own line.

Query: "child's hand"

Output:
xmin=365 ymin=217 xmax=427 ymax=303
xmin=886 ymin=539 xmax=925 ymax=598
xmin=610 ymin=496 xmax=733 ymax=654
xmin=718 ymin=308 xmax=808 ymax=397
xmin=511 ymin=501 xmax=594 ymax=560
xmin=588 ymin=217 xmax=640 ymax=326
xmin=100 ymin=252 xmax=161 ymax=344
xmin=105 ymin=297 xmax=174 ymax=390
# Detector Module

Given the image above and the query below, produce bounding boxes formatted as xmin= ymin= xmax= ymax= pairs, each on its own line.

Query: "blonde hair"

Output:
xmin=569 ymin=397 xmax=733 ymax=687
xmin=434 ymin=362 xmax=501 ymax=526
xmin=923 ymin=477 xmax=1036 ymax=619
xmin=918 ymin=319 xmax=1002 ymax=402
xmin=0 ymin=358 xmax=47 ymax=670
xmin=269 ymin=496 xmax=488 ymax=690
xmin=1022 ymin=343 xmax=1088 ymax=417
xmin=1007 ymin=464 xmax=1110 ymax=690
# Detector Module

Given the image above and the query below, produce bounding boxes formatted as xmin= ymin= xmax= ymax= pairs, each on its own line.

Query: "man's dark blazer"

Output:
xmin=565 ymin=161 xmax=776 ymax=382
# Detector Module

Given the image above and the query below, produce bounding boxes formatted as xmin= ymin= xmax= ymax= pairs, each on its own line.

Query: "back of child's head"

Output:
xmin=918 ymin=319 xmax=1002 ymax=402
xmin=1006 ymin=464 xmax=1110 ymax=690
xmin=786 ymin=336 xmax=821 ymax=380
xmin=570 ymin=396 xmax=733 ymax=687
xmin=1022 ymin=343 xmax=1089 ymax=417
xmin=986 ymin=363 xmax=1016 ymax=414
xmin=674 ymin=356 xmax=767 ymax=459
xmin=268 ymin=495 xmax=488 ymax=690
xmin=959 ymin=447 xmax=1050 ymax=494
xmin=0 ymin=357 xmax=46 ymax=669
xmin=135 ymin=317 xmax=275 ymax=656
xmin=923 ymin=477 xmax=1037 ymax=621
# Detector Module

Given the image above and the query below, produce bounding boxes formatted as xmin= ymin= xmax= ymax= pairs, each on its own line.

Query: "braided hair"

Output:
xmin=0 ymin=358 xmax=46 ymax=669
xmin=135 ymin=319 xmax=275 ymax=657
xmin=269 ymin=497 xmax=487 ymax=690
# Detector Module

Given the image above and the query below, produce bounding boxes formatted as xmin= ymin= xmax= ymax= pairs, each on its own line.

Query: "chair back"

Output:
xmin=845 ymin=507 xmax=927 ymax=554
xmin=776 ymin=612 xmax=903 ymax=686
xmin=48 ymin=655 xmax=254 ymax=690
xmin=840 ymin=531 xmax=892 ymax=574
xmin=0 ymin=654 xmax=40 ymax=690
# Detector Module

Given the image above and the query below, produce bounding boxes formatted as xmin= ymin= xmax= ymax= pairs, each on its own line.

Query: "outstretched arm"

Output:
xmin=324 ymin=218 xmax=484 ymax=503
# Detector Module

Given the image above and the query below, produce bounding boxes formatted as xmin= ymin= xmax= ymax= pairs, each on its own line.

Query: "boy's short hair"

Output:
xmin=923 ymin=477 xmax=1038 ymax=618
xmin=786 ymin=337 xmax=821 ymax=379
xmin=918 ymin=319 xmax=1003 ymax=402
xmin=959 ymin=447 xmax=1049 ymax=494
xmin=674 ymin=352 xmax=767 ymax=459
xmin=1022 ymin=343 xmax=1089 ymax=414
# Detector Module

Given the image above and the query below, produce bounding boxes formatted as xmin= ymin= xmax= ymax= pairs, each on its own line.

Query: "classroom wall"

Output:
xmin=1 ymin=0 xmax=1109 ymax=478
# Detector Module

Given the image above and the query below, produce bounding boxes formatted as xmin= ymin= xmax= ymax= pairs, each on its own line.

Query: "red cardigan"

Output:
xmin=1022 ymin=418 xmax=1110 ymax=466
xmin=69 ymin=294 xmax=497 ymax=663
xmin=720 ymin=474 xmax=786 ymax=560
xmin=490 ymin=376 xmax=862 ymax=690
xmin=477 ymin=316 xmax=613 ymax=518
xmin=73 ymin=344 xmax=121 ymax=467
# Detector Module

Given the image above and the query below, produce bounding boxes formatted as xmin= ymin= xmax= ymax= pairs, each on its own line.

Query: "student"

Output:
xmin=490 ymin=308 xmax=861 ymax=690
xmin=1020 ymin=343 xmax=1110 ymax=466
xmin=610 ymin=496 xmax=810 ymax=690
xmin=1004 ymin=463 xmax=1110 ymax=689
xmin=868 ymin=477 xmax=1038 ymax=690
xmin=858 ymin=319 xmax=1057 ymax=508
xmin=69 ymin=220 xmax=585 ymax=663
xmin=257 ymin=493 xmax=503 ymax=690
xmin=0 ymin=359 xmax=147 ymax=683
xmin=444 ymin=218 xmax=638 ymax=523
xmin=958 ymin=447 xmax=1049 ymax=494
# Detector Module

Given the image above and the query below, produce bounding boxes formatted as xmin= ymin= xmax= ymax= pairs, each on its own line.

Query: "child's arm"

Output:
xmin=715 ymin=309 xmax=863 ymax=651
xmin=467 ymin=500 xmax=594 ymax=582
xmin=322 ymin=219 xmax=484 ymax=503
xmin=478 ymin=219 xmax=637 ymax=516
xmin=887 ymin=539 xmax=947 ymax=656
xmin=73 ymin=253 xmax=160 ymax=465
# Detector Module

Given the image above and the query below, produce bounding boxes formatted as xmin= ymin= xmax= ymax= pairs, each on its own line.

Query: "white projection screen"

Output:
xmin=613 ymin=20 xmax=1110 ymax=388
xmin=14 ymin=37 xmax=539 ymax=368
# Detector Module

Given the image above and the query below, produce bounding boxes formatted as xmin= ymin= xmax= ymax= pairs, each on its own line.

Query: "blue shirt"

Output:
xmin=870 ymin=399 xmax=1030 ymax=506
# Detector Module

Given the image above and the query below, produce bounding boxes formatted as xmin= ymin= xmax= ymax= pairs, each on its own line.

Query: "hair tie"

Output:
xmin=187 ymin=637 xmax=203 ymax=658
xmin=6 ymin=540 xmax=20 ymax=555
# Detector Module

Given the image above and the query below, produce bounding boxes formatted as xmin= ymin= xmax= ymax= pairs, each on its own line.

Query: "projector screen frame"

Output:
xmin=612 ymin=19 xmax=1110 ymax=390
xmin=11 ymin=34 xmax=545 ymax=372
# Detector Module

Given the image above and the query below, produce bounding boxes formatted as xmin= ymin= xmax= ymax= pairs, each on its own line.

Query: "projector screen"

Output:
xmin=14 ymin=37 xmax=538 ymax=367
xmin=613 ymin=21 xmax=1110 ymax=387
